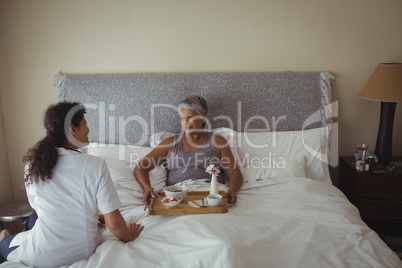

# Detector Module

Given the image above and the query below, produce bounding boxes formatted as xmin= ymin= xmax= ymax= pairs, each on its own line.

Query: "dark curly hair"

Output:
xmin=23 ymin=102 xmax=86 ymax=184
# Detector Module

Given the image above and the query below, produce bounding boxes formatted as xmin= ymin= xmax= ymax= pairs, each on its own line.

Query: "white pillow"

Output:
xmin=240 ymin=156 xmax=306 ymax=182
xmin=236 ymin=127 xmax=331 ymax=184
xmin=105 ymin=158 xmax=167 ymax=191
xmin=87 ymin=143 xmax=167 ymax=191
xmin=87 ymin=143 xmax=152 ymax=164
xmin=150 ymin=131 xmax=175 ymax=148
xmin=104 ymin=159 xmax=140 ymax=190
xmin=212 ymin=127 xmax=237 ymax=157
xmin=149 ymin=127 xmax=238 ymax=156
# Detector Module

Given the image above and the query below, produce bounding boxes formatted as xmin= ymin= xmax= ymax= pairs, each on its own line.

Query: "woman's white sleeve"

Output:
xmin=96 ymin=160 xmax=122 ymax=214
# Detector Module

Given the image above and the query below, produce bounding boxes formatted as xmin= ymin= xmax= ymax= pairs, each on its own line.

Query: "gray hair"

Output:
xmin=178 ymin=95 xmax=208 ymax=115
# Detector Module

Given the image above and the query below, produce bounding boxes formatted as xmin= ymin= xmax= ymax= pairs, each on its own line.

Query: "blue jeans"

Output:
xmin=0 ymin=211 xmax=37 ymax=263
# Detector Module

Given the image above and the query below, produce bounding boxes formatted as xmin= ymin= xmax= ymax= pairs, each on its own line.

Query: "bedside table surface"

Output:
xmin=339 ymin=156 xmax=402 ymax=236
xmin=0 ymin=199 xmax=34 ymax=222
xmin=341 ymin=156 xmax=402 ymax=175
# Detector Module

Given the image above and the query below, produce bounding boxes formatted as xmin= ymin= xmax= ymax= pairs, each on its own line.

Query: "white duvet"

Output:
xmin=2 ymin=177 xmax=401 ymax=268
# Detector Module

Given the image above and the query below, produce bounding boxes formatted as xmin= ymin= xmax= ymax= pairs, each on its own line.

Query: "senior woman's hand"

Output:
xmin=213 ymin=135 xmax=243 ymax=206
xmin=142 ymin=187 xmax=156 ymax=205
xmin=134 ymin=137 xmax=175 ymax=205
xmin=224 ymin=187 xmax=238 ymax=206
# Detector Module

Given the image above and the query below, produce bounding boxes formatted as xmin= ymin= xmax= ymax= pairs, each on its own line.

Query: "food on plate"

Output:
xmin=160 ymin=197 xmax=182 ymax=209
xmin=163 ymin=197 xmax=179 ymax=203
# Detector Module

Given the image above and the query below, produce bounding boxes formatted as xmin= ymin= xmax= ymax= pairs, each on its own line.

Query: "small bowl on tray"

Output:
xmin=160 ymin=197 xmax=182 ymax=209
xmin=164 ymin=185 xmax=188 ymax=200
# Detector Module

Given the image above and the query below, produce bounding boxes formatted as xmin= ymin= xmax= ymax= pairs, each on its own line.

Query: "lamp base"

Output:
xmin=374 ymin=102 xmax=396 ymax=164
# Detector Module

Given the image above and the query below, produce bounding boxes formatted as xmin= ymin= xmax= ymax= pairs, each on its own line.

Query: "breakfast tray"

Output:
xmin=148 ymin=191 xmax=228 ymax=215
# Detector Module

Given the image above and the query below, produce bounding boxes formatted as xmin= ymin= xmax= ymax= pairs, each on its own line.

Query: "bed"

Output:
xmin=3 ymin=72 xmax=401 ymax=268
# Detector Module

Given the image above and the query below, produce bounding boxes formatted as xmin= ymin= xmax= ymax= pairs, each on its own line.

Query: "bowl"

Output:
xmin=165 ymin=185 xmax=188 ymax=200
xmin=160 ymin=197 xmax=182 ymax=209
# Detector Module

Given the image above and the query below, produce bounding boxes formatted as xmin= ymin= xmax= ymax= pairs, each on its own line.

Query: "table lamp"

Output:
xmin=358 ymin=63 xmax=402 ymax=164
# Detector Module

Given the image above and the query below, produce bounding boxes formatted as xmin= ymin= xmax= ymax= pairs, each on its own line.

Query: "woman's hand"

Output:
xmin=142 ymin=187 xmax=156 ymax=205
xmin=213 ymin=135 xmax=243 ymax=206
xmin=128 ymin=223 xmax=144 ymax=241
xmin=134 ymin=137 xmax=175 ymax=204
xmin=224 ymin=187 xmax=238 ymax=205
xmin=104 ymin=209 xmax=145 ymax=242
xmin=98 ymin=214 xmax=106 ymax=228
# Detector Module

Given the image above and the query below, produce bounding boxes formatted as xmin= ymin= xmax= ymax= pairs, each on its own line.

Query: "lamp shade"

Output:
xmin=358 ymin=63 xmax=402 ymax=102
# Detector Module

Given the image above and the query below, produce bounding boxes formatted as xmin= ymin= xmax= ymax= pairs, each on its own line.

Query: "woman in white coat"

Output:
xmin=0 ymin=102 xmax=144 ymax=267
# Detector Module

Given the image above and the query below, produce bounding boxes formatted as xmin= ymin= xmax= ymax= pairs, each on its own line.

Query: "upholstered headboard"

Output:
xmin=55 ymin=72 xmax=334 ymax=148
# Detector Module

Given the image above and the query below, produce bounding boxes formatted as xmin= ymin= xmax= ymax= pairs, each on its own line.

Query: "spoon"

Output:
xmin=152 ymin=188 xmax=163 ymax=199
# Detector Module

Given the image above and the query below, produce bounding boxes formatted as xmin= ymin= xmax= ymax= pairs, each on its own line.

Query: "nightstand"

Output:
xmin=339 ymin=156 xmax=402 ymax=237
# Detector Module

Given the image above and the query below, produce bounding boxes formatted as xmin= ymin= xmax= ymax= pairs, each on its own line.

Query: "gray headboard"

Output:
xmin=55 ymin=72 xmax=333 ymax=147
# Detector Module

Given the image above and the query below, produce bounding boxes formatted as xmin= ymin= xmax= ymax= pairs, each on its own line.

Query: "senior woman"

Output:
xmin=134 ymin=95 xmax=243 ymax=205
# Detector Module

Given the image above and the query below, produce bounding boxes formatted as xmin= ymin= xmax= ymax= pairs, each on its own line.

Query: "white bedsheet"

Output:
xmin=2 ymin=178 xmax=401 ymax=268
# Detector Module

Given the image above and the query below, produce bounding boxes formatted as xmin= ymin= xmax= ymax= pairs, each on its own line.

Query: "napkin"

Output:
xmin=187 ymin=199 xmax=206 ymax=208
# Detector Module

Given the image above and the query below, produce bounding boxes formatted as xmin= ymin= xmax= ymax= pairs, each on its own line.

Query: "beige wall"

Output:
xmin=0 ymin=88 xmax=14 ymax=203
xmin=0 ymin=0 xmax=401 ymax=199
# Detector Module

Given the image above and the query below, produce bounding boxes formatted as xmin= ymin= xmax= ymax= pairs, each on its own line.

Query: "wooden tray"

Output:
xmin=149 ymin=191 xmax=228 ymax=215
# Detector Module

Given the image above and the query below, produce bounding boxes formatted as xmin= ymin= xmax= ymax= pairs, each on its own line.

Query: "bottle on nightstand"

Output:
xmin=367 ymin=155 xmax=375 ymax=171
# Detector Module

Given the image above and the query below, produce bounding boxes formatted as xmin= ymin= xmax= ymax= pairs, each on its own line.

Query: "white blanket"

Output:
xmin=2 ymin=178 xmax=401 ymax=268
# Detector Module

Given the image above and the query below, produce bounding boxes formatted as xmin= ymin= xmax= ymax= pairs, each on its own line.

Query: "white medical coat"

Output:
xmin=8 ymin=148 xmax=121 ymax=267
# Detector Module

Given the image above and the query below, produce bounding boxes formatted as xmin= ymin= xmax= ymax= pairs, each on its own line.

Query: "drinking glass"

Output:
xmin=355 ymin=144 xmax=369 ymax=162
